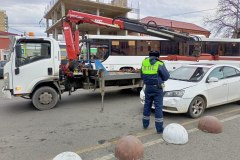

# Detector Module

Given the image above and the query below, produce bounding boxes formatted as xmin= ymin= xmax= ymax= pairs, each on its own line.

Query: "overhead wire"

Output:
xmin=163 ymin=8 xmax=218 ymax=18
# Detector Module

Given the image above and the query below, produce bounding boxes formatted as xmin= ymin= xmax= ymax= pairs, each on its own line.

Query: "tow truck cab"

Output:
xmin=3 ymin=36 xmax=61 ymax=107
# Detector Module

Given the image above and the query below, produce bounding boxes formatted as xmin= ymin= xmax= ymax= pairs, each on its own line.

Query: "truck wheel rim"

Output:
xmin=39 ymin=92 xmax=53 ymax=105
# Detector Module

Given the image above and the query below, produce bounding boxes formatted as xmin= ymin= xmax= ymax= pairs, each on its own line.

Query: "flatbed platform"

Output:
xmin=97 ymin=71 xmax=141 ymax=80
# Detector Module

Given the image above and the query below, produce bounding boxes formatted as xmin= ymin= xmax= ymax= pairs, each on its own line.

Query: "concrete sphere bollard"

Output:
xmin=53 ymin=152 xmax=82 ymax=160
xmin=162 ymin=123 xmax=188 ymax=145
xmin=115 ymin=135 xmax=144 ymax=160
xmin=198 ymin=116 xmax=223 ymax=134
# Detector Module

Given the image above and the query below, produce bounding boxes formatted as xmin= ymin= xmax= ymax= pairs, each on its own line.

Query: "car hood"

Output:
xmin=164 ymin=79 xmax=197 ymax=91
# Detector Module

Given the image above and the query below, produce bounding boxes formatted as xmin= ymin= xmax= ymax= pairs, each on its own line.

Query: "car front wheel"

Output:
xmin=187 ymin=96 xmax=206 ymax=118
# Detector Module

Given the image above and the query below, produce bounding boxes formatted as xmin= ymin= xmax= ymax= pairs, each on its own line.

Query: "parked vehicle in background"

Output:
xmin=58 ymin=35 xmax=240 ymax=72
xmin=0 ymin=61 xmax=7 ymax=79
xmin=140 ymin=64 xmax=240 ymax=118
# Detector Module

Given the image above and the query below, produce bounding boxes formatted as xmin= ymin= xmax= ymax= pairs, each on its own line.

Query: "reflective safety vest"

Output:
xmin=141 ymin=58 xmax=163 ymax=75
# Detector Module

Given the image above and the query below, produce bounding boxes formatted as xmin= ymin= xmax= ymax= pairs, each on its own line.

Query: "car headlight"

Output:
xmin=164 ymin=90 xmax=185 ymax=97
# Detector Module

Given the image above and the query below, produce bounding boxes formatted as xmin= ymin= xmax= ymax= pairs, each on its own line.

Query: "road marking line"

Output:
xmin=181 ymin=108 xmax=240 ymax=126
xmin=75 ymin=129 xmax=156 ymax=155
xmin=76 ymin=143 xmax=112 ymax=154
xmin=94 ymin=154 xmax=114 ymax=160
xmin=143 ymin=127 xmax=199 ymax=148
xmin=93 ymin=113 xmax=240 ymax=160
xmin=187 ymin=128 xmax=199 ymax=133
xmin=143 ymin=138 xmax=164 ymax=147
xmin=221 ymin=114 xmax=240 ymax=122
xmin=74 ymin=108 xmax=240 ymax=156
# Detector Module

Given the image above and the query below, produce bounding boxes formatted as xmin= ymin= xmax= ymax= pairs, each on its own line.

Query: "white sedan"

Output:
xmin=140 ymin=63 xmax=240 ymax=118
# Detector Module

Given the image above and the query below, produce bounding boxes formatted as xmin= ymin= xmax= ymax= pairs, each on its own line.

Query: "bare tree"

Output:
xmin=204 ymin=0 xmax=240 ymax=38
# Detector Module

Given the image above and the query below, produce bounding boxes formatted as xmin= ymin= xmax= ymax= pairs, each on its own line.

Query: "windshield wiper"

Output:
xmin=170 ymin=77 xmax=191 ymax=82
xmin=169 ymin=77 xmax=180 ymax=80
xmin=179 ymin=79 xmax=191 ymax=82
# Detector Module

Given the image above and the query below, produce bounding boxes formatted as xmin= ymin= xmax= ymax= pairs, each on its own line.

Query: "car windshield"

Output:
xmin=170 ymin=66 xmax=209 ymax=82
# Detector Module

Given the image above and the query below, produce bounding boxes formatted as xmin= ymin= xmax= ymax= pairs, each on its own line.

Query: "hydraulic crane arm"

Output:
xmin=62 ymin=10 xmax=196 ymax=60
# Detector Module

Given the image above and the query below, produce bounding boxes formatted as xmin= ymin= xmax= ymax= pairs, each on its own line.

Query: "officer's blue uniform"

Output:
xmin=141 ymin=51 xmax=170 ymax=133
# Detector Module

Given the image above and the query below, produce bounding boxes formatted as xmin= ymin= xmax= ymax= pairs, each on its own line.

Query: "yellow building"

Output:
xmin=0 ymin=10 xmax=8 ymax=32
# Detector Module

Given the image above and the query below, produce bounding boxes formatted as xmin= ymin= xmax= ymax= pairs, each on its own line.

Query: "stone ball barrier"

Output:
xmin=198 ymin=116 xmax=223 ymax=134
xmin=115 ymin=135 xmax=144 ymax=160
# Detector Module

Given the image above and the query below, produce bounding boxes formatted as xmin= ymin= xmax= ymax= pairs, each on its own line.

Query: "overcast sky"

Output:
xmin=1 ymin=0 xmax=219 ymax=36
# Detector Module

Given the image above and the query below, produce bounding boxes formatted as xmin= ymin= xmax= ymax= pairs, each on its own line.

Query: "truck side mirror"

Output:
xmin=15 ymin=44 xmax=22 ymax=58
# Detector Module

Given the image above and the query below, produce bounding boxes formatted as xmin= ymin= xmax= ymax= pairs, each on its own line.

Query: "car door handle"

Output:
xmin=222 ymin=83 xmax=227 ymax=86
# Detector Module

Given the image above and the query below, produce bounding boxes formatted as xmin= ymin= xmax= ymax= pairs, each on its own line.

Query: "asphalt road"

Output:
xmin=0 ymin=80 xmax=240 ymax=160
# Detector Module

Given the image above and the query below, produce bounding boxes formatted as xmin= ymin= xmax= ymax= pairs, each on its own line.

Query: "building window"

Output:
xmin=148 ymin=46 xmax=151 ymax=51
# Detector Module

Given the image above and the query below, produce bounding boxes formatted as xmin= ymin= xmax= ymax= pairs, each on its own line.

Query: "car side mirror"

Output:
xmin=15 ymin=44 xmax=22 ymax=58
xmin=207 ymin=77 xmax=219 ymax=83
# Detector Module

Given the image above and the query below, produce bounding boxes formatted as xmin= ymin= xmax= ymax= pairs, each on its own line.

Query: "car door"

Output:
xmin=205 ymin=67 xmax=228 ymax=107
xmin=222 ymin=66 xmax=240 ymax=102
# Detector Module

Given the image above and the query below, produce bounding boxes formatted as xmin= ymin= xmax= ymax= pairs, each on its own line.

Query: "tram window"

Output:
xmin=205 ymin=42 xmax=218 ymax=55
xmin=224 ymin=43 xmax=240 ymax=56
xmin=111 ymin=40 xmax=136 ymax=56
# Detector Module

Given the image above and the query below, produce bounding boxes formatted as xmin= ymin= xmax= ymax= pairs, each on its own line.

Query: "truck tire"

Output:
xmin=32 ymin=86 xmax=59 ymax=110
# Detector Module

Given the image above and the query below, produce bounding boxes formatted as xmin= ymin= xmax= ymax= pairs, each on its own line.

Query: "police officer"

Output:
xmin=141 ymin=50 xmax=170 ymax=133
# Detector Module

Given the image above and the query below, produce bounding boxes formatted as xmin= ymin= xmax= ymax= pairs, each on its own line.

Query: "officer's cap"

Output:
xmin=149 ymin=50 xmax=160 ymax=57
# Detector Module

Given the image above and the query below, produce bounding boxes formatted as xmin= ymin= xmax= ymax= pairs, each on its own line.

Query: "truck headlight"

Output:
xmin=4 ymin=73 xmax=9 ymax=80
xmin=164 ymin=90 xmax=185 ymax=97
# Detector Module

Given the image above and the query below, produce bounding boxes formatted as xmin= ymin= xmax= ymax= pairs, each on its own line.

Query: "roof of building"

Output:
xmin=0 ymin=31 xmax=18 ymax=36
xmin=141 ymin=16 xmax=209 ymax=32
xmin=0 ymin=38 xmax=11 ymax=49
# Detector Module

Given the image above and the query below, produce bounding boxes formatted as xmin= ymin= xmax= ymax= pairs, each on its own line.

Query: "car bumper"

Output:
xmin=140 ymin=90 xmax=192 ymax=114
xmin=2 ymin=87 xmax=12 ymax=99
xmin=163 ymin=97 xmax=192 ymax=113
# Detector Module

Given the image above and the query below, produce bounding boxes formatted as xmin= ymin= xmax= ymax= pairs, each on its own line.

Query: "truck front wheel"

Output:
xmin=32 ymin=86 xmax=59 ymax=110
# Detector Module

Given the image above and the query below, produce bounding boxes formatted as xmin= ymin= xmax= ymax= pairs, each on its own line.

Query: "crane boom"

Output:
xmin=62 ymin=10 xmax=196 ymax=60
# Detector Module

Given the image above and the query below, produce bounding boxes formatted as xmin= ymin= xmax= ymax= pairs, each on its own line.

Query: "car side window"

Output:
xmin=222 ymin=66 xmax=239 ymax=78
xmin=208 ymin=67 xmax=224 ymax=80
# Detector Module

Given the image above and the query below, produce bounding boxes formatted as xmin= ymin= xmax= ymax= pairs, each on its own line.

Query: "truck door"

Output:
xmin=12 ymin=39 xmax=55 ymax=95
